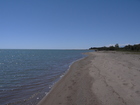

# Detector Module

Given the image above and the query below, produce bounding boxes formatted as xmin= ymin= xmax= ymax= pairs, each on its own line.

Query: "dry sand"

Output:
xmin=38 ymin=51 xmax=140 ymax=105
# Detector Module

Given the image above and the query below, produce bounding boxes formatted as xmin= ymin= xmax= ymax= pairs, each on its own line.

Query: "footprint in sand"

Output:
xmin=67 ymin=96 xmax=72 ymax=101
xmin=123 ymin=83 xmax=128 ymax=86
xmin=135 ymin=91 xmax=140 ymax=96
xmin=68 ymin=86 xmax=73 ymax=90
xmin=134 ymin=75 xmax=137 ymax=77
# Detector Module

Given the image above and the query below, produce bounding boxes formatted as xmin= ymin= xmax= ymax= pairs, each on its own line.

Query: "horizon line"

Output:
xmin=0 ymin=48 xmax=89 ymax=50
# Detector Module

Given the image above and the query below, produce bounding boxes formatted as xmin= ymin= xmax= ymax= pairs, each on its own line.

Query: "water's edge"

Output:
xmin=37 ymin=53 xmax=89 ymax=105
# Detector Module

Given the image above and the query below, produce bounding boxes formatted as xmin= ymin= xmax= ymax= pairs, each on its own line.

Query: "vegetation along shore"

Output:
xmin=89 ymin=43 xmax=140 ymax=52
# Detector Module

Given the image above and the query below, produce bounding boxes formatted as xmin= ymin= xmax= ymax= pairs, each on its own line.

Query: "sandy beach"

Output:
xmin=38 ymin=51 xmax=140 ymax=105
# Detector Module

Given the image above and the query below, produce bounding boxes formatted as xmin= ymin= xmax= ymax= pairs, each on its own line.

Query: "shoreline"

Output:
xmin=37 ymin=52 xmax=94 ymax=105
xmin=38 ymin=55 xmax=88 ymax=102
xmin=37 ymin=52 xmax=98 ymax=105
xmin=38 ymin=51 xmax=140 ymax=105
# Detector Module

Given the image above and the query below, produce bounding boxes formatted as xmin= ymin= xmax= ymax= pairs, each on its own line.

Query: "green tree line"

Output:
xmin=89 ymin=43 xmax=140 ymax=51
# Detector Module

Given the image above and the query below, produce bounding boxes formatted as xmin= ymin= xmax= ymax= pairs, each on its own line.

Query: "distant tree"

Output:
xmin=109 ymin=46 xmax=115 ymax=50
xmin=115 ymin=44 xmax=119 ymax=49
xmin=114 ymin=43 xmax=119 ymax=50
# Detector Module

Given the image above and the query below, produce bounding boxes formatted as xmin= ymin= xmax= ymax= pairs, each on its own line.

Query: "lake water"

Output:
xmin=0 ymin=49 xmax=91 ymax=105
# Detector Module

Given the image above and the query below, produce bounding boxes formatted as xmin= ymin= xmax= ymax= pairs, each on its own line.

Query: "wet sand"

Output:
xmin=38 ymin=51 xmax=140 ymax=105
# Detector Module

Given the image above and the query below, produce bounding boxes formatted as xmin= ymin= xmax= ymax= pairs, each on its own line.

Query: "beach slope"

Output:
xmin=38 ymin=51 xmax=140 ymax=105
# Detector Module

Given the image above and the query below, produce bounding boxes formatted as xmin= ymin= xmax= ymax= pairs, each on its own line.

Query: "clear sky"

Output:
xmin=0 ymin=0 xmax=140 ymax=49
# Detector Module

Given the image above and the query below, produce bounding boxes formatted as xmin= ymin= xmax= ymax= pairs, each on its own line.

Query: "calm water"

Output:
xmin=0 ymin=49 xmax=91 ymax=105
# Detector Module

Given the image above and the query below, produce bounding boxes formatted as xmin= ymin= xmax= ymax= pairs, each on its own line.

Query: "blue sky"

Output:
xmin=0 ymin=0 xmax=140 ymax=49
